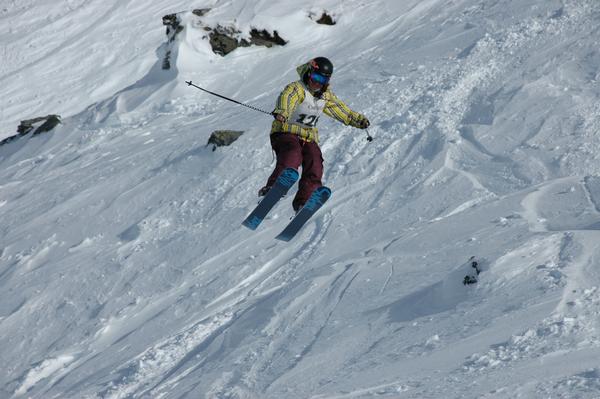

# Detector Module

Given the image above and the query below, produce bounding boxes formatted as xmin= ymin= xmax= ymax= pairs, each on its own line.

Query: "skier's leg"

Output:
xmin=293 ymin=141 xmax=323 ymax=211
xmin=262 ymin=134 xmax=302 ymax=193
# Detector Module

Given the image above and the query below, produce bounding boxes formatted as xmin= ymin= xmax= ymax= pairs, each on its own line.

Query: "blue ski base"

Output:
xmin=276 ymin=186 xmax=331 ymax=241
xmin=242 ymin=168 xmax=299 ymax=230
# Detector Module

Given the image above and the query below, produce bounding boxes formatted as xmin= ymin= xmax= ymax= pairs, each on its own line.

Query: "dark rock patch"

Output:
xmin=162 ymin=14 xmax=182 ymax=40
xmin=1 ymin=115 xmax=61 ymax=146
xmin=209 ymin=25 xmax=242 ymax=57
xmin=162 ymin=13 xmax=185 ymax=70
xmin=192 ymin=8 xmax=210 ymax=17
xmin=209 ymin=25 xmax=287 ymax=56
xmin=207 ymin=130 xmax=244 ymax=151
xmin=310 ymin=11 xmax=336 ymax=25
xmin=161 ymin=10 xmax=287 ymax=60
xmin=249 ymin=29 xmax=287 ymax=47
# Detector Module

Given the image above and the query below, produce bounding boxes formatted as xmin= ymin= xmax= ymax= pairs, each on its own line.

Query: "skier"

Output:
xmin=259 ymin=57 xmax=370 ymax=212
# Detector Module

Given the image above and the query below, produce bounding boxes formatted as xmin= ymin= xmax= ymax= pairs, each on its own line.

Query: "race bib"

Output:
xmin=289 ymin=84 xmax=326 ymax=128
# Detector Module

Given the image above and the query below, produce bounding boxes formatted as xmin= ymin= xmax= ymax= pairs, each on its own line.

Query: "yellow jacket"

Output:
xmin=271 ymin=63 xmax=366 ymax=143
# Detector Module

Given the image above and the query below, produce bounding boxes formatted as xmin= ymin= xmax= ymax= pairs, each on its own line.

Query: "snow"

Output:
xmin=1 ymin=0 xmax=600 ymax=398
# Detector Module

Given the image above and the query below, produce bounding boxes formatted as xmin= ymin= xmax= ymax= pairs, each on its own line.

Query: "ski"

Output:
xmin=242 ymin=168 xmax=299 ymax=230
xmin=275 ymin=186 xmax=331 ymax=241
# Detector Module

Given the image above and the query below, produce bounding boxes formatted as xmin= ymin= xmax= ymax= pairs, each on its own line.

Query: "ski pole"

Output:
xmin=185 ymin=80 xmax=274 ymax=116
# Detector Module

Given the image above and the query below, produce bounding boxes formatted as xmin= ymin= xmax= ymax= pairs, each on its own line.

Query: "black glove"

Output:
xmin=357 ymin=115 xmax=370 ymax=129
xmin=273 ymin=113 xmax=287 ymax=123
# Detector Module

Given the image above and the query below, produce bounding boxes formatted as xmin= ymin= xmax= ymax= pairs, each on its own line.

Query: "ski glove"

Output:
xmin=356 ymin=115 xmax=370 ymax=129
xmin=273 ymin=113 xmax=287 ymax=123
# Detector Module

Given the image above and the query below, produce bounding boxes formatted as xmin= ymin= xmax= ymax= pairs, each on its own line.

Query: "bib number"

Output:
xmin=296 ymin=114 xmax=320 ymax=127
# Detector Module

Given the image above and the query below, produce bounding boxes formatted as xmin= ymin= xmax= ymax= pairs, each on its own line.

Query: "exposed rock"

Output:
xmin=162 ymin=49 xmax=173 ymax=70
xmin=31 ymin=114 xmax=61 ymax=135
xmin=209 ymin=25 xmax=242 ymax=57
xmin=1 ymin=114 xmax=61 ymax=146
xmin=162 ymin=13 xmax=185 ymax=69
xmin=207 ymin=130 xmax=244 ymax=151
xmin=209 ymin=26 xmax=287 ymax=56
xmin=249 ymin=29 xmax=287 ymax=47
xmin=161 ymin=10 xmax=286 ymax=60
xmin=0 ymin=135 xmax=19 ymax=146
xmin=192 ymin=9 xmax=210 ymax=17
xmin=311 ymin=11 xmax=337 ymax=25
xmin=162 ymin=14 xmax=183 ymax=40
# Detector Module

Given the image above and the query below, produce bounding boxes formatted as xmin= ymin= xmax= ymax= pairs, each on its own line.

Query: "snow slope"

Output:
xmin=1 ymin=0 xmax=600 ymax=398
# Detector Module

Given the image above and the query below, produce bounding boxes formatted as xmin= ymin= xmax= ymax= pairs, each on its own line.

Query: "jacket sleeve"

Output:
xmin=272 ymin=82 xmax=304 ymax=119
xmin=322 ymin=91 xmax=366 ymax=128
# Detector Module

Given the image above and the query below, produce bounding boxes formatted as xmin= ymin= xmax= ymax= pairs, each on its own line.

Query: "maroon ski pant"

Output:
xmin=266 ymin=133 xmax=323 ymax=211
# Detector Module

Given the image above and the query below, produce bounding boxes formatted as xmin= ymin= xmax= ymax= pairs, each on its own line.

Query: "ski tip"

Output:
xmin=275 ymin=233 xmax=292 ymax=242
xmin=318 ymin=186 xmax=332 ymax=197
xmin=242 ymin=216 xmax=262 ymax=230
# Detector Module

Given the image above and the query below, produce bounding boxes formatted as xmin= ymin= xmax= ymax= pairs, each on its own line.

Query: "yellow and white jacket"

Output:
xmin=271 ymin=63 xmax=367 ymax=143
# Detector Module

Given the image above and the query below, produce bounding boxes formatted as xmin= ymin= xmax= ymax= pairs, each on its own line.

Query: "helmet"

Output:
xmin=309 ymin=57 xmax=333 ymax=77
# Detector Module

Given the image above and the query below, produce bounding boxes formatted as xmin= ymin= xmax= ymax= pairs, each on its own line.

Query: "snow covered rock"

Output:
xmin=208 ymin=26 xmax=287 ymax=56
xmin=162 ymin=10 xmax=286 ymax=61
xmin=18 ymin=115 xmax=61 ymax=136
xmin=1 ymin=115 xmax=61 ymax=146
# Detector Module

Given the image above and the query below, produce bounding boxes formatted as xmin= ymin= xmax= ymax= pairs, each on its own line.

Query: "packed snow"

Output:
xmin=1 ymin=0 xmax=600 ymax=398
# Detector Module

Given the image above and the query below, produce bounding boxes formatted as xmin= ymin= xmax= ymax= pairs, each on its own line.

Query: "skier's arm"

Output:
xmin=322 ymin=92 xmax=370 ymax=129
xmin=272 ymin=82 xmax=304 ymax=121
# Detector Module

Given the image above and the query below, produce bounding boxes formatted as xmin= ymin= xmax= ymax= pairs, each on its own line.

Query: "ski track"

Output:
xmin=73 ymin=197 xmax=335 ymax=397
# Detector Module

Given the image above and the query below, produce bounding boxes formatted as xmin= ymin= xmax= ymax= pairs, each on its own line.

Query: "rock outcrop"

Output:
xmin=311 ymin=11 xmax=336 ymax=25
xmin=206 ymin=130 xmax=244 ymax=151
xmin=161 ymin=9 xmax=287 ymax=65
xmin=1 ymin=115 xmax=61 ymax=146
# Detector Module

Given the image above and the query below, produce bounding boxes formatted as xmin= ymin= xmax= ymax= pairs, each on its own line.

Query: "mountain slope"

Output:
xmin=1 ymin=0 xmax=600 ymax=398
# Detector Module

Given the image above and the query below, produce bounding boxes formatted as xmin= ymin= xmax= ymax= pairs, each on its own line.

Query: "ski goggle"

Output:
xmin=309 ymin=71 xmax=330 ymax=85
